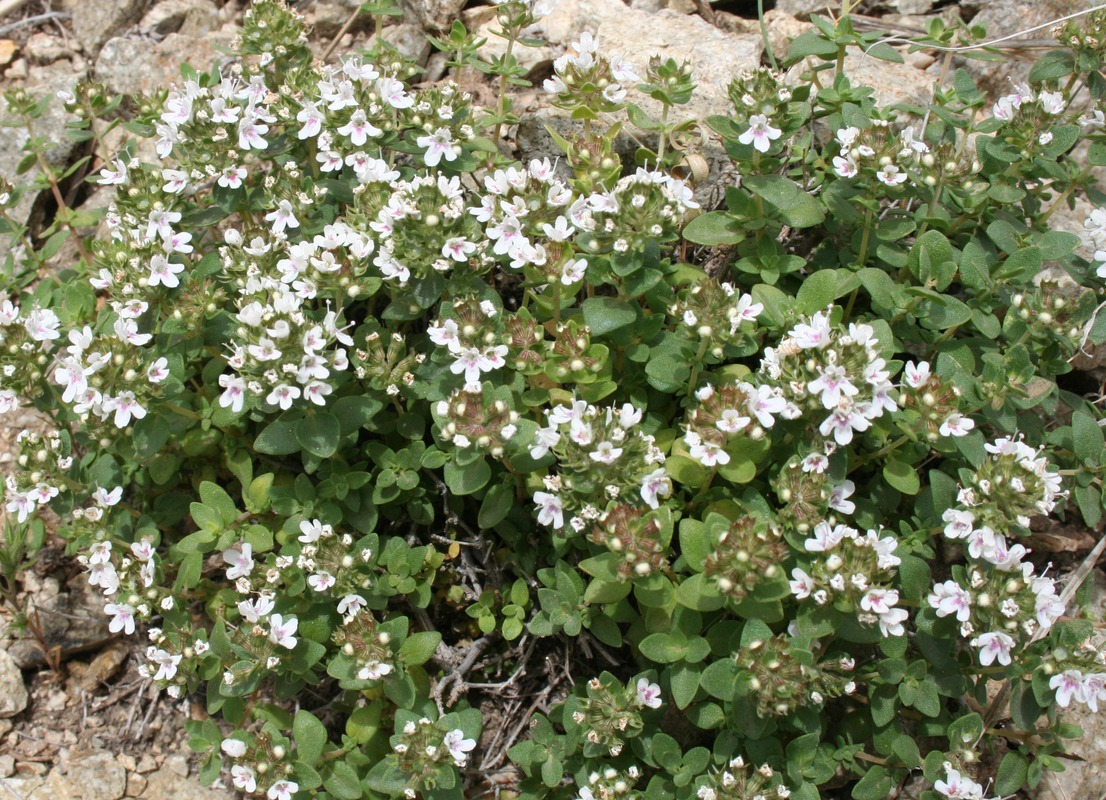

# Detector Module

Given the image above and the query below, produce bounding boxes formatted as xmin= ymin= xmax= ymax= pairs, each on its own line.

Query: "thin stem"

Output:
xmin=856 ymin=205 xmax=873 ymax=267
xmin=491 ymin=34 xmax=518 ymax=161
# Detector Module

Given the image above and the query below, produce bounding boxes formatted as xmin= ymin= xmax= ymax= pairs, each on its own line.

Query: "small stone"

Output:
xmin=23 ymin=33 xmax=69 ymax=64
xmin=0 ymin=719 xmax=12 ymax=742
xmin=62 ymin=0 xmax=148 ymax=54
xmin=117 ymin=754 xmax=137 ymax=772
xmin=374 ymin=23 xmax=432 ymax=65
xmin=140 ymin=767 xmax=236 ymax=800
xmin=125 ymin=773 xmax=148 ymax=797
xmin=139 ymin=0 xmax=217 ymax=36
xmin=5 ymin=57 xmax=27 ymax=79
xmin=72 ymin=642 xmax=129 ymax=692
xmin=41 ymin=751 xmax=126 ymax=800
xmin=0 ymin=39 xmax=17 ymax=66
xmin=164 ymin=755 xmax=188 ymax=778
xmin=0 ymin=649 xmax=28 ymax=718
xmin=0 ymin=754 xmax=15 ymax=777
xmin=136 ymin=755 xmax=158 ymax=774
xmin=96 ymin=32 xmax=236 ymax=97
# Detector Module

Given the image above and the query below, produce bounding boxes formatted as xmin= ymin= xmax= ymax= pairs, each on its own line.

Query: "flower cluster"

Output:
xmin=219 ymin=732 xmax=299 ymax=800
xmin=726 ymin=67 xmax=793 ymax=155
xmin=789 ymin=521 xmax=907 ymax=636
xmin=543 ymin=33 xmax=639 ymax=115
xmin=588 ymin=504 xmax=670 ymax=578
xmin=683 ymin=379 xmax=790 ymax=467
xmin=703 ymin=515 xmax=787 ymax=600
xmin=735 ymin=634 xmax=857 ymax=718
xmin=574 ymin=765 xmax=643 ymax=800
xmin=3 ymin=429 xmax=69 ymax=523
xmin=529 ymin=399 xmax=670 ymax=535
xmin=569 ymin=675 xmax=661 ymax=757
xmin=435 ymin=387 xmax=520 ymax=457
xmin=669 ymin=278 xmax=763 ymax=359
xmin=760 ymin=311 xmax=895 ymax=446
xmin=899 ymin=360 xmax=975 ymax=440
xmin=695 ymin=756 xmax=794 ymax=800
xmin=390 ymin=718 xmax=476 ymax=796
xmin=827 ymin=121 xmax=973 ymax=191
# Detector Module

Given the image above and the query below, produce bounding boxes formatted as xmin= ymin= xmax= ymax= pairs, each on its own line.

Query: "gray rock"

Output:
xmin=29 ymin=751 xmax=126 ymax=800
xmin=370 ymin=23 xmax=432 ymax=65
xmin=892 ymin=0 xmax=935 ymax=13
xmin=139 ymin=765 xmax=236 ymax=800
xmin=95 ymin=32 xmax=237 ymax=97
xmin=398 ymin=0 xmax=468 ymax=32
xmin=23 ymin=33 xmax=70 ymax=65
xmin=774 ymin=0 xmax=836 ymax=20
xmin=139 ymin=0 xmax=221 ymax=38
xmin=5 ymin=577 xmax=112 ymax=670
xmin=310 ymin=0 xmax=369 ymax=39
xmin=0 ymin=649 xmax=27 ymax=718
xmin=62 ymin=0 xmax=149 ymax=55
xmin=960 ymin=0 xmax=1086 ymax=95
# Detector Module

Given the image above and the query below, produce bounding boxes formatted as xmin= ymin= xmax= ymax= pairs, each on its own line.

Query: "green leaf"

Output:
xmin=699 ymin=659 xmax=738 ymax=700
xmin=682 ymin=211 xmax=746 ymax=246
xmin=293 ymin=710 xmax=328 ymax=766
xmin=1072 ymin=412 xmax=1104 ymax=464
xmin=883 ymin=459 xmax=920 ymax=495
xmin=400 ymin=631 xmax=442 ymax=666
xmin=443 ymin=458 xmax=491 ymax=495
xmin=254 ymin=417 xmax=301 ymax=455
xmin=478 ymin=480 xmax=513 ymax=529
xmin=669 ymin=663 xmax=700 ymax=709
xmin=796 ymin=269 xmax=841 ymax=315
xmin=851 ymin=766 xmax=893 ymax=800
xmin=189 ymin=503 xmax=223 ymax=534
xmin=995 ymin=751 xmax=1029 ymax=796
xmin=324 ymin=760 xmax=364 ymax=800
xmin=200 ymin=481 xmax=239 ymax=525
xmin=1029 ymin=49 xmax=1075 ymax=81
xmin=295 ymin=413 xmax=342 ymax=458
xmin=582 ymin=296 xmax=639 ymax=337
xmin=639 ymin=633 xmax=686 ymax=663
xmin=744 ymin=175 xmax=825 ymax=228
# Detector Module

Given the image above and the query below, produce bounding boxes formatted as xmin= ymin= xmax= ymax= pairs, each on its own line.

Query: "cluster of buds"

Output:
xmin=529 ymin=398 xmax=671 ymax=535
xmin=139 ymin=624 xmax=207 ymax=699
xmin=469 ymin=157 xmax=579 ymax=278
xmin=296 ymin=518 xmax=375 ymax=602
xmin=503 ymin=308 xmax=546 ymax=375
xmin=352 ymin=328 xmax=425 ymax=397
xmin=703 ymin=516 xmax=787 ymax=600
xmin=726 ymin=67 xmax=793 ymax=155
xmin=927 ymin=560 xmax=1064 ymax=664
xmin=490 ymin=0 xmax=552 ymax=36
xmin=332 ymin=608 xmax=395 ymax=683
xmin=695 ymin=756 xmax=794 ymax=800
xmin=1056 ymin=9 xmax=1106 ymax=63
xmin=952 ymin=435 xmax=1065 ymax=531
xmin=770 ymin=447 xmax=851 ymax=533
xmin=3 ymin=429 xmax=70 ymax=522
xmin=829 ymin=121 xmax=940 ymax=190
xmin=683 ymin=379 xmax=790 ymax=467
xmin=0 ymin=298 xmax=57 ymax=410
xmin=735 ymin=635 xmax=857 ymax=718
xmin=427 ymin=296 xmax=508 ymax=390
xmin=1008 ymin=286 xmax=1089 ymax=348
xmin=543 ymin=33 xmax=639 ymax=116
xmin=575 ymin=765 xmax=644 ymax=800
xmin=670 ymin=278 xmax=763 ymax=359
xmin=219 ymin=730 xmax=299 ymax=799
xmin=760 ymin=311 xmax=896 ymax=447
xmin=589 ymin=505 xmax=669 ymax=578
xmin=390 ymin=718 xmax=476 ymax=797
xmin=370 ymin=173 xmax=480 ymax=284
xmin=789 ymin=521 xmax=906 ymax=636
xmin=545 ymin=321 xmax=609 ymax=384
xmin=584 ymin=168 xmax=698 ymax=255
xmin=570 ymin=675 xmax=661 ymax=757
xmin=640 ymin=56 xmax=695 ymax=108
xmin=435 ymin=387 xmax=520 ymax=457
xmin=899 ymin=361 xmax=975 ymax=441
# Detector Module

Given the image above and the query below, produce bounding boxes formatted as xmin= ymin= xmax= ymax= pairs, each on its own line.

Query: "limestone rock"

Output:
xmin=960 ymin=0 xmax=1086 ymax=94
xmin=23 ymin=33 xmax=69 ymax=65
xmin=5 ymin=577 xmax=112 ymax=670
xmin=398 ymin=0 xmax=468 ymax=32
xmin=95 ymin=32 xmax=237 ymax=97
xmin=63 ymin=0 xmax=149 ymax=54
xmin=31 ymin=751 xmax=126 ymax=800
xmin=139 ymin=0 xmax=221 ymax=38
xmin=0 ymin=649 xmax=27 ymax=718
xmin=368 ymin=23 xmax=433 ymax=65
xmin=774 ymin=0 xmax=835 ymax=19
xmin=0 ymin=39 xmax=19 ymax=67
xmin=139 ymin=765 xmax=236 ymax=800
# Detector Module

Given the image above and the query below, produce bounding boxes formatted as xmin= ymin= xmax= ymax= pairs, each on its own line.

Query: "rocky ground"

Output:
xmin=0 ymin=0 xmax=1103 ymax=799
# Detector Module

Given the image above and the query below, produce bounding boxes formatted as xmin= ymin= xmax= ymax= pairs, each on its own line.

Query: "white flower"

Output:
xmin=268 ymin=613 xmax=299 ymax=650
xmin=934 ymin=764 xmax=988 ymax=799
xmin=338 ymin=594 xmax=367 ymax=616
xmin=534 ymin=491 xmax=564 ymax=528
xmin=417 ymin=128 xmax=458 ymax=168
xmin=970 ymin=631 xmax=1015 ymax=666
xmin=738 ymin=114 xmax=782 ymax=153
xmin=357 ymin=660 xmax=394 ymax=680
xmin=442 ymin=728 xmax=476 ymax=766
xmin=221 ymin=738 xmax=248 ymax=758
xmin=1050 ymin=670 xmax=1086 ymax=708
xmin=876 ymin=164 xmax=907 ymax=186
xmin=636 ymin=677 xmax=662 ymax=708
xmin=231 ymin=765 xmax=256 ymax=792
xmin=939 ymin=413 xmax=975 ymax=437
xmin=828 ymin=481 xmax=855 ymax=514
xmin=902 ymin=360 xmax=930 ymax=388
xmin=264 ymin=200 xmax=300 ymax=234
xmin=223 ymin=542 xmax=254 ymax=580
xmin=928 ymin=580 xmax=972 ymax=622
xmin=308 ymin=571 xmax=336 ymax=592
xmin=640 ymin=467 xmax=672 ymax=509
xmin=267 ymin=780 xmax=298 ymax=800
xmin=105 ymin=602 xmax=136 ymax=635
xmin=789 ymin=568 xmax=814 ymax=599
